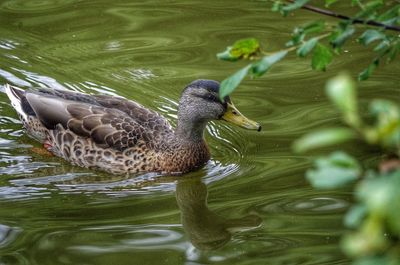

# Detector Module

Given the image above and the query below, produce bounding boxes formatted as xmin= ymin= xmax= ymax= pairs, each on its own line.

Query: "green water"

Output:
xmin=0 ymin=1 xmax=399 ymax=264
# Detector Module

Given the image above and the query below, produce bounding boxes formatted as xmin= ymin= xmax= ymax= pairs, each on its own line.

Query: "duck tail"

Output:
xmin=4 ymin=84 xmax=34 ymax=120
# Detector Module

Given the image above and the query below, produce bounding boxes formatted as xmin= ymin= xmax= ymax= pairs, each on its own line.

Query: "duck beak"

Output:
xmin=222 ymin=102 xmax=262 ymax=131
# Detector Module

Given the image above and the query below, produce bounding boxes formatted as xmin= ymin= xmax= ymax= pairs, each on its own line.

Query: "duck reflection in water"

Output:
xmin=176 ymin=177 xmax=262 ymax=250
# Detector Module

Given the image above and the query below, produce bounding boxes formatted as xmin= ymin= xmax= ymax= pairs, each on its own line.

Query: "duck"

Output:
xmin=5 ymin=80 xmax=261 ymax=175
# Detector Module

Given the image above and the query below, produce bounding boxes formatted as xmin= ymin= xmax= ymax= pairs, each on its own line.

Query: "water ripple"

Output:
xmin=0 ymin=39 xmax=19 ymax=50
xmin=1 ymin=0 xmax=79 ymax=12
xmin=37 ymin=224 xmax=186 ymax=254
xmin=0 ymin=224 xmax=21 ymax=248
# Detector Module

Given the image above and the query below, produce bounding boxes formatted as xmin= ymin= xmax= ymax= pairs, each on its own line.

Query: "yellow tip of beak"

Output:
xmin=222 ymin=102 xmax=261 ymax=131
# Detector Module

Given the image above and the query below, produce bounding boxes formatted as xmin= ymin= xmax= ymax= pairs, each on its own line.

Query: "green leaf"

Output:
xmin=356 ymin=170 xmax=400 ymax=226
xmin=306 ymin=151 xmax=361 ymax=189
xmin=358 ymin=29 xmax=385 ymax=46
xmin=373 ymin=39 xmax=390 ymax=52
xmin=355 ymin=0 xmax=384 ymax=20
xmin=286 ymin=28 xmax=305 ymax=47
xmin=293 ymin=128 xmax=358 ymax=153
xmin=217 ymin=47 xmax=237 ymax=61
xmin=331 ymin=24 xmax=355 ymax=48
xmin=326 ymin=73 xmax=361 ymax=128
xmin=387 ymin=43 xmax=400 ymax=62
xmin=342 ymin=216 xmax=388 ymax=257
xmin=302 ymin=20 xmax=325 ymax=35
xmin=251 ymin=50 xmax=288 ymax=77
xmin=368 ymin=99 xmax=400 ymax=148
xmin=344 ymin=205 xmax=367 ymax=228
xmin=358 ymin=58 xmax=379 ymax=81
xmin=217 ymin=38 xmax=260 ymax=61
xmin=219 ymin=64 xmax=252 ymax=100
xmin=230 ymin=38 xmax=260 ymax=59
xmin=377 ymin=4 xmax=400 ymax=23
xmin=272 ymin=1 xmax=284 ymax=12
xmin=297 ymin=37 xmax=318 ymax=57
xmin=218 ymin=49 xmax=289 ymax=100
xmin=355 ymin=169 xmax=400 ymax=235
xmin=312 ymin=43 xmax=333 ymax=71
xmin=351 ymin=0 xmax=361 ymax=7
xmin=282 ymin=0 xmax=310 ymax=14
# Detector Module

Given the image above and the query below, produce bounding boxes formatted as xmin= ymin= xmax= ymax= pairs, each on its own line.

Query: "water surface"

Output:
xmin=0 ymin=1 xmax=399 ymax=264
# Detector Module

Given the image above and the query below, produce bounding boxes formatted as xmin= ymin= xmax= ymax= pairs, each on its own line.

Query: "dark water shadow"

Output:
xmin=176 ymin=176 xmax=262 ymax=250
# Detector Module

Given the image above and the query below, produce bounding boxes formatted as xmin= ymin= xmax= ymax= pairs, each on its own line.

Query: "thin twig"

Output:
xmin=285 ymin=0 xmax=400 ymax=32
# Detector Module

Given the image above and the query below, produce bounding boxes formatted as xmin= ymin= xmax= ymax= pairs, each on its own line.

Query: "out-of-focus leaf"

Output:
xmin=377 ymin=4 xmax=400 ymax=24
xmin=355 ymin=0 xmax=384 ymax=20
xmin=358 ymin=58 xmax=379 ymax=81
xmin=282 ymin=0 xmax=310 ymax=15
xmin=217 ymin=38 xmax=260 ymax=61
xmin=387 ymin=43 xmax=400 ymax=62
xmin=357 ymin=178 xmax=391 ymax=216
xmin=373 ymin=39 xmax=390 ymax=52
xmin=326 ymin=73 xmax=361 ymax=128
xmin=272 ymin=1 xmax=284 ymax=12
xmin=351 ymin=0 xmax=361 ymax=6
xmin=286 ymin=28 xmax=305 ymax=47
xmin=342 ymin=216 xmax=388 ymax=257
xmin=368 ymin=99 xmax=400 ymax=148
xmin=358 ymin=29 xmax=385 ymax=46
xmin=302 ymin=20 xmax=325 ymax=34
xmin=297 ymin=37 xmax=318 ymax=57
xmin=356 ymin=170 xmax=400 ymax=231
xmin=331 ymin=24 xmax=355 ymax=48
xmin=312 ymin=43 xmax=333 ymax=71
xmin=293 ymin=128 xmax=357 ymax=153
xmin=306 ymin=151 xmax=361 ymax=189
xmin=251 ymin=50 xmax=288 ymax=77
xmin=344 ymin=205 xmax=367 ymax=228
xmin=219 ymin=64 xmax=251 ymax=100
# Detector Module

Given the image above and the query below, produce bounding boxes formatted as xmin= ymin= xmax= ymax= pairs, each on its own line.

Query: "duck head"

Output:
xmin=176 ymin=80 xmax=261 ymax=140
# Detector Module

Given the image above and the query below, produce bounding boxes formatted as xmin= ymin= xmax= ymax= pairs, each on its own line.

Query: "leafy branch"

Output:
xmin=217 ymin=0 xmax=400 ymax=100
xmin=293 ymin=73 xmax=400 ymax=156
xmin=283 ymin=0 xmax=400 ymax=32
xmin=292 ymin=74 xmax=400 ymax=263
xmin=216 ymin=2 xmax=400 ymax=263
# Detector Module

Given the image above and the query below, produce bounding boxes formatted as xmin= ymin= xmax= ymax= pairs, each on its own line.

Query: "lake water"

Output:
xmin=0 ymin=1 xmax=399 ymax=264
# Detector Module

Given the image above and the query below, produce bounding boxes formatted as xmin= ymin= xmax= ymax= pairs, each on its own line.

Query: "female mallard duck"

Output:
xmin=5 ymin=80 xmax=260 ymax=175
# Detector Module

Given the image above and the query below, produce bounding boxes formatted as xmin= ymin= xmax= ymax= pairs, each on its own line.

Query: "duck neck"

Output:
xmin=160 ymin=116 xmax=210 ymax=174
xmin=175 ymin=116 xmax=207 ymax=143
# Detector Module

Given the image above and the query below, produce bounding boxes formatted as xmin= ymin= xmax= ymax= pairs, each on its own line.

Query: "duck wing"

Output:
xmin=34 ymin=88 xmax=173 ymax=133
xmin=25 ymin=89 xmax=172 ymax=151
xmin=93 ymin=94 xmax=173 ymax=133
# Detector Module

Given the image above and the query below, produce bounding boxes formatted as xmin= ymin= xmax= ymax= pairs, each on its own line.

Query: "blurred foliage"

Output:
xmin=216 ymin=1 xmax=400 ymax=263
xmin=294 ymin=74 xmax=400 ymax=264
xmin=217 ymin=0 xmax=400 ymax=98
